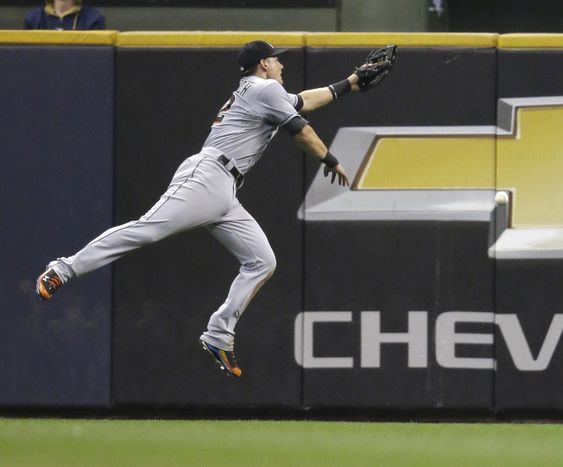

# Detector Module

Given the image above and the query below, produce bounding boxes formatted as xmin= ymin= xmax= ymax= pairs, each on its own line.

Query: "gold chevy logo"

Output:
xmin=299 ymin=97 xmax=563 ymax=259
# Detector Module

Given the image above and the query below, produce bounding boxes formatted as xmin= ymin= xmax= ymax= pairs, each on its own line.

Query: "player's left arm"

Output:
xmin=298 ymin=73 xmax=360 ymax=113
xmin=297 ymin=45 xmax=397 ymax=114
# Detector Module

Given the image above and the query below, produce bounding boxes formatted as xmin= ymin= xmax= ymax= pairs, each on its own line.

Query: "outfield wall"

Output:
xmin=2 ymin=31 xmax=563 ymax=416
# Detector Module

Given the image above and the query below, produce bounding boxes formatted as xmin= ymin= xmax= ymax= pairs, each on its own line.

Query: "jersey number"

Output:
xmin=213 ymin=94 xmax=235 ymax=125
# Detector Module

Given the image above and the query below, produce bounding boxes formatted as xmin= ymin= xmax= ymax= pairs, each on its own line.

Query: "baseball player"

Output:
xmin=36 ymin=40 xmax=395 ymax=377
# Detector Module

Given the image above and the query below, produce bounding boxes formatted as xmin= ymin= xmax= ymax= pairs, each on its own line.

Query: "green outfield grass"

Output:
xmin=1 ymin=417 xmax=562 ymax=467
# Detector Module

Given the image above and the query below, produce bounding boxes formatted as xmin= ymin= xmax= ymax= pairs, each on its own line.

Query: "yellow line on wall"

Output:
xmin=116 ymin=31 xmax=306 ymax=47
xmin=499 ymin=34 xmax=563 ymax=48
xmin=305 ymin=32 xmax=498 ymax=47
xmin=3 ymin=31 xmax=561 ymax=48
xmin=0 ymin=30 xmax=117 ymax=45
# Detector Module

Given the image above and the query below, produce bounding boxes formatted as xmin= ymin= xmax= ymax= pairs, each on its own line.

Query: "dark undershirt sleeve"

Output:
xmin=282 ymin=115 xmax=308 ymax=135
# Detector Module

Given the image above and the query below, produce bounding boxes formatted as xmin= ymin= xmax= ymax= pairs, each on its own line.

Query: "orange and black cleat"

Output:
xmin=200 ymin=339 xmax=242 ymax=377
xmin=36 ymin=268 xmax=63 ymax=301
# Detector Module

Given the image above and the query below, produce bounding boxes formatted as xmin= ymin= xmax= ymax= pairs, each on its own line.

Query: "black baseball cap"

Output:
xmin=238 ymin=40 xmax=287 ymax=74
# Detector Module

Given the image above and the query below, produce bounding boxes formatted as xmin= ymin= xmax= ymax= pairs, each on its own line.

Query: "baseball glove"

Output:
xmin=354 ymin=45 xmax=397 ymax=92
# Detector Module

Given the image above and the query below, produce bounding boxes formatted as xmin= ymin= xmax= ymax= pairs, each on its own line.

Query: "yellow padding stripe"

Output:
xmin=117 ymin=31 xmax=306 ymax=47
xmin=499 ymin=34 xmax=563 ymax=48
xmin=7 ymin=31 xmax=562 ymax=48
xmin=306 ymin=32 xmax=498 ymax=47
xmin=0 ymin=30 xmax=117 ymax=45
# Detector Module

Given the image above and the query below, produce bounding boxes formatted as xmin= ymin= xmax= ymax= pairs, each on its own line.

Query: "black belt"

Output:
xmin=218 ymin=154 xmax=244 ymax=186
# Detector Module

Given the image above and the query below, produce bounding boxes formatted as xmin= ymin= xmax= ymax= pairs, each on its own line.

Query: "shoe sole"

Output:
xmin=200 ymin=339 xmax=241 ymax=378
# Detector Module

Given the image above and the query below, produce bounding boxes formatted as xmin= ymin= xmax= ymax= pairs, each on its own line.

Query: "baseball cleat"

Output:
xmin=200 ymin=339 xmax=242 ymax=378
xmin=36 ymin=268 xmax=63 ymax=301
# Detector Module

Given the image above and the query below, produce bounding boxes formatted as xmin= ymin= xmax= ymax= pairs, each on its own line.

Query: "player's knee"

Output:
xmin=251 ymin=250 xmax=276 ymax=279
xmin=242 ymin=248 xmax=276 ymax=279
xmin=262 ymin=250 xmax=277 ymax=277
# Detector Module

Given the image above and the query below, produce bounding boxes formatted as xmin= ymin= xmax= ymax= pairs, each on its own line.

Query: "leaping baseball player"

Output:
xmin=36 ymin=40 xmax=396 ymax=377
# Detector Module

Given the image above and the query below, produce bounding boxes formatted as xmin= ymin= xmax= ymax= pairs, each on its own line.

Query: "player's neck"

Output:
xmin=252 ymin=70 xmax=268 ymax=80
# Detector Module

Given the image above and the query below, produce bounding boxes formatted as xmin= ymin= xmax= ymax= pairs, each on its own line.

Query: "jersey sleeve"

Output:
xmin=255 ymin=81 xmax=301 ymax=126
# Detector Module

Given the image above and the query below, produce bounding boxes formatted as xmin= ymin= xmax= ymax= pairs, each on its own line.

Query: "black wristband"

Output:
xmin=328 ymin=79 xmax=351 ymax=100
xmin=321 ymin=151 xmax=339 ymax=168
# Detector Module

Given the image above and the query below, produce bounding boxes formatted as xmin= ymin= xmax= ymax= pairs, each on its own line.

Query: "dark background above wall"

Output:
xmin=445 ymin=0 xmax=563 ymax=33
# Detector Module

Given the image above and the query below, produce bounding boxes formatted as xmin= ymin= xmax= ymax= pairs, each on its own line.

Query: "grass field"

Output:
xmin=1 ymin=417 xmax=562 ymax=467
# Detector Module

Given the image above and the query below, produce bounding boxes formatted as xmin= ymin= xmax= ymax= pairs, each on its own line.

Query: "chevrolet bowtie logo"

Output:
xmin=299 ymin=96 xmax=563 ymax=260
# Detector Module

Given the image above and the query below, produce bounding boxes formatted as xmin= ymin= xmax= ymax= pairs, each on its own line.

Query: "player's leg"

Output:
xmin=200 ymin=203 xmax=276 ymax=354
xmin=37 ymin=156 xmax=234 ymax=300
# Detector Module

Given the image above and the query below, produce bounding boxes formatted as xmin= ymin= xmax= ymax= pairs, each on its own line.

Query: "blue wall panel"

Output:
xmin=0 ymin=46 xmax=114 ymax=406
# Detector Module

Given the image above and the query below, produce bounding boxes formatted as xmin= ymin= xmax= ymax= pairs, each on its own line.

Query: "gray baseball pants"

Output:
xmin=49 ymin=148 xmax=276 ymax=351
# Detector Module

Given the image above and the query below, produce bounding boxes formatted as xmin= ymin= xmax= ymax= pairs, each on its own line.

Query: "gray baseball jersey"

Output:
xmin=203 ymin=76 xmax=302 ymax=174
xmin=46 ymin=75 xmax=303 ymax=352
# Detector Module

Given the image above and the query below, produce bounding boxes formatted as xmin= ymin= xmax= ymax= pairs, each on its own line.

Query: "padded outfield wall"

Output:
xmin=1 ymin=31 xmax=563 ymax=415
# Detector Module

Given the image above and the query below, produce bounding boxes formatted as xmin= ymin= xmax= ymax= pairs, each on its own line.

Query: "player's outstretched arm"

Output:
xmin=298 ymin=45 xmax=397 ymax=114
xmin=298 ymin=74 xmax=359 ymax=113
xmin=293 ymin=124 xmax=350 ymax=186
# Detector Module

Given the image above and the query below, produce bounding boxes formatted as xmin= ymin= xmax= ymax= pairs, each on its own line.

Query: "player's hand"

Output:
xmin=323 ymin=163 xmax=350 ymax=186
xmin=347 ymin=73 xmax=361 ymax=92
